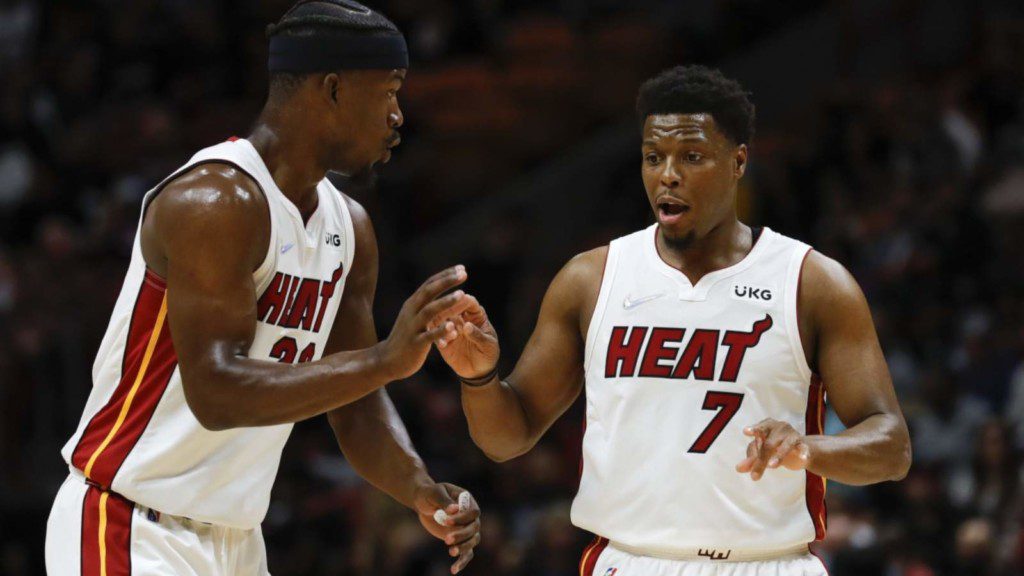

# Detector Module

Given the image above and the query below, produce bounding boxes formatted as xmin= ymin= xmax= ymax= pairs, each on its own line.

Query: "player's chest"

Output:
xmin=595 ymin=272 xmax=789 ymax=386
xmin=250 ymin=208 xmax=350 ymax=350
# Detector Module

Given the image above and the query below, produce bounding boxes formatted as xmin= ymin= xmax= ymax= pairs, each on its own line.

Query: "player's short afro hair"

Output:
xmin=636 ymin=65 xmax=756 ymax=145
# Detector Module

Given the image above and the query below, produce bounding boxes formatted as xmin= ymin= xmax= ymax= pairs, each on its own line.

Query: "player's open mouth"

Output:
xmin=657 ymin=197 xmax=691 ymax=224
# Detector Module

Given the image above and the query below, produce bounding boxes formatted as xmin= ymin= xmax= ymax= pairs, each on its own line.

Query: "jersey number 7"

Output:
xmin=687 ymin=391 xmax=744 ymax=453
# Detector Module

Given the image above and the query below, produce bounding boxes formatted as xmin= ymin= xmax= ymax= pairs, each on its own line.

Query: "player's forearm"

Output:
xmin=183 ymin=344 xmax=393 ymax=430
xmin=461 ymin=379 xmax=535 ymax=462
xmin=803 ymin=412 xmax=911 ymax=485
xmin=327 ymin=389 xmax=433 ymax=508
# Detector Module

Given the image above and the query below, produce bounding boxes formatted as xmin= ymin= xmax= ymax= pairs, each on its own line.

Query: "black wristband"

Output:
xmin=459 ymin=365 xmax=499 ymax=387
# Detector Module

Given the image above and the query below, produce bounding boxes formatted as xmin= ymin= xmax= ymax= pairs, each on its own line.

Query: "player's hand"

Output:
xmin=412 ymin=482 xmax=481 ymax=574
xmin=431 ymin=294 xmax=501 ymax=380
xmin=377 ymin=265 xmax=475 ymax=380
xmin=735 ymin=418 xmax=811 ymax=481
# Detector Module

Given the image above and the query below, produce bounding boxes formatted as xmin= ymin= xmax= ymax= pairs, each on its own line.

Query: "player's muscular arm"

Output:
xmin=737 ymin=251 xmax=912 ymax=485
xmin=324 ymin=198 xmax=480 ymax=574
xmin=440 ymin=248 xmax=606 ymax=462
xmin=143 ymin=165 xmax=468 ymax=430
xmin=322 ymin=198 xmax=433 ymax=504
xmin=798 ymin=252 xmax=912 ymax=483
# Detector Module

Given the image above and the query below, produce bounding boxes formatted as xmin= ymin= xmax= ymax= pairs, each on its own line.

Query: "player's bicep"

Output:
xmin=804 ymin=252 xmax=901 ymax=427
xmin=149 ymin=174 xmax=267 ymax=381
xmin=506 ymin=257 xmax=593 ymax=436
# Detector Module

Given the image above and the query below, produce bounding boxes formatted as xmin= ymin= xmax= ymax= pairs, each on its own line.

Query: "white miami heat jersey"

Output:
xmin=61 ymin=138 xmax=355 ymax=529
xmin=571 ymin=224 xmax=826 ymax=554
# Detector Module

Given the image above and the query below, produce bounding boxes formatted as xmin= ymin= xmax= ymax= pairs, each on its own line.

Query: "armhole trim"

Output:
xmin=339 ymin=194 xmax=357 ymax=286
xmin=785 ymin=245 xmax=814 ymax=384
xmin=583 ymin=243 xmax=619 ymax=373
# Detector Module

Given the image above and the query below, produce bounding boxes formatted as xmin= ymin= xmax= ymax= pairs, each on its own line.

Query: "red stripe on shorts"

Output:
xmin=579 ymin=536 xmax=609 ymax=576
xmin=81 ymin=485 xmax=133 ymax=576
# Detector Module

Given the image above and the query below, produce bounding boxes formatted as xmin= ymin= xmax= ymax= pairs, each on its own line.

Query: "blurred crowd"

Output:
xmin=755 ymin=49 xmax=1024 ymax=576
xmin=2 ymin=1 xmax=1024 ymax=575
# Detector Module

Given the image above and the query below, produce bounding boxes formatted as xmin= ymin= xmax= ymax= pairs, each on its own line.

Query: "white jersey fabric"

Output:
xmin=59 ymin=137 xmax=355 ymax=529
xmin=571 ymin=224 xmax=826 ymax=556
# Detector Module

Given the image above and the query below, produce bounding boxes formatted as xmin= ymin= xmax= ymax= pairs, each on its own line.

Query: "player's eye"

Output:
xmin=686 ymin=152 xmax=703 ymax=163
xmin=644 ymin=153 xmax=660 ymax=165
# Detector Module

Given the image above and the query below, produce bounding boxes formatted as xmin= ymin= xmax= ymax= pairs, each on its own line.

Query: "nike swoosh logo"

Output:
xmin=622 ymin=292 xmax=666 ymax=310
xmin=281 ymin=243 xmax=295 ymax=254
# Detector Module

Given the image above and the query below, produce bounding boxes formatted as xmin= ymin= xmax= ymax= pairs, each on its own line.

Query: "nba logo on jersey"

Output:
xmin=603 ymin=568 xmax=618 ymax=576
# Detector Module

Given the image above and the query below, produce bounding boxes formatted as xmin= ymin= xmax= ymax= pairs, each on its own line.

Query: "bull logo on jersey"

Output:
xmin=256 ymin=263 xmax=344 ymax=333
xmin=605 ymin=314 xmax=772 ymax=382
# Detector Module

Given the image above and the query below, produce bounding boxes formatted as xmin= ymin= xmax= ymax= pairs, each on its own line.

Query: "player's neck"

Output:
xmin=655 ymin=217 xmax=752 ymax=285
xmin=247 ymin=120 xmax=324 ymax=221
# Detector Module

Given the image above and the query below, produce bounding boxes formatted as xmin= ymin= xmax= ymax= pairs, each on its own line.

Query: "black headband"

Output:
xmin=268 ymin=33 xmax=408 ymax=72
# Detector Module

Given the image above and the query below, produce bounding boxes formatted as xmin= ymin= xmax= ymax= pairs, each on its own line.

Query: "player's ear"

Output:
xmin=322 ymin=73 xmax=341 ymax=105
xmin=734 ymin=144 xmax=747 ymax=179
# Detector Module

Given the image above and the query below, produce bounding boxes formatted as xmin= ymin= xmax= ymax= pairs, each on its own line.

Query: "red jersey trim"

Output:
xmin=71 ymin=277 xmax=178 ymax=489
xmin=805 ymin=374 xmax=827 ymax=540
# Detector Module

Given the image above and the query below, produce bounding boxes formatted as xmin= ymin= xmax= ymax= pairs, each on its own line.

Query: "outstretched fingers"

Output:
xmin=419 ymin=290 xmax=473 ymax=328
xmin=450 ymin=535 xmax=478 ymax=573
xmin=735 ymin=434 xmax=761 ymax=473
xmin=411 ymin=265 xmax=467 ymax=310
xmin=737 ymin=419 xmax=805 ymax=480
xmin=423 ymin=320 xmax=457 ymax=343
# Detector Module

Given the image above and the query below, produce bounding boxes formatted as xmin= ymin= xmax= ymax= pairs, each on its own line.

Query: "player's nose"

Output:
xmin=389 ymin=106 xmax=404 ymax=129
xmin=659 ymin=163 xmax=681 ymax=188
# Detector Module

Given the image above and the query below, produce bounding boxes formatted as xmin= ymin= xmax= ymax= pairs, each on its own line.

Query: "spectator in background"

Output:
xmin=911 ymin=367 xmax=990 ymax=467
xmin=1004 ymin=362 xmax=1024 ymax=448
xmin=949 ymin=420 xmax=1021 ymax=519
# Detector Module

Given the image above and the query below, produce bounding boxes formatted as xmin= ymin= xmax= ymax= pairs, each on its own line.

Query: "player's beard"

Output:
xmin=661 ymin=228 xmax=697 ymax=251
xmin=344 ymin=162 xmax=382 ymax=193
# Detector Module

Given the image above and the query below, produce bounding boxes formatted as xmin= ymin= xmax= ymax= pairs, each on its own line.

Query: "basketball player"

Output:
xmin=433 ymin=65 xmax=912 ymax=575
xmin=45 ymin=2 xmax=481 ymax=574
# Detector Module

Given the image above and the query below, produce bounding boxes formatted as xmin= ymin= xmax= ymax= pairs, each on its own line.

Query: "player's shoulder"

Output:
xmin=152 ymin=162 xmax=268 ymax=224
xmin=332 ymin=192 xmax=378 ymax=280
xmin=799 ymin=250 xmax=868 ymax=316
xmin=319 ymin=176 xmax=375 ymax=242
xmin=544 ymin=245 xmax=609 ymax=318
xmin=802 ymin=250 xmax=860 ymax=293
xmin=561 ymin=245 xmax=609 ymax=287
xmin=337 ymin=192 xmax=377 ymax=251
xmin=339 ymin=192 xmax=371 ymax=231
xmin=141 ymin=162 xmax=271 ymax=274
xmin=563 ymin=225 xmax=653 ymax=279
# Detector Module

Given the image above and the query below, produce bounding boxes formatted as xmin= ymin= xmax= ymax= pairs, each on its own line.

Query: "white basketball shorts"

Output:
xmin=45 ymin=474 xmax=271 ymax=575
xmin=579 ymin=537 xmax=829 ymax=576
